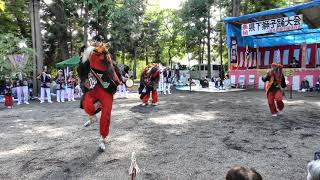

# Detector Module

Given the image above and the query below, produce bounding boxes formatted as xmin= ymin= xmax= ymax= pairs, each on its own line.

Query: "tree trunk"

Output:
xmin=122 ymin=49 xmax=125 ymax=64
xmin=168 ymin=46 xmax=172 ymax=68
xmin=219 ymin=1 xmax=224 ymax=79
xmin=201 ymin=39 xmax=205 ymax=64
xmin=29 ymin=0 xmax=44 ymax=96
xmin=58 ymin=38 xmax=70 ymax=60
xmin=133 ymin=48 xmax=137 ymax=79
xmin=198 ymin=38 xmax=201 ymax=64
xmin=83 ymin=4 xmax=88 ymax=45
xmin=207 ymin=10 xmax=211 ymax=78
xmin=243 ymin=0 xmax=248 ymax=15
xmin=232 ymin=0 xmax=240 ymax=16
xmin=145 ymin=47 xmax=149 ymax=65
xmin=54 ymin=0 xmax=70 ymax=60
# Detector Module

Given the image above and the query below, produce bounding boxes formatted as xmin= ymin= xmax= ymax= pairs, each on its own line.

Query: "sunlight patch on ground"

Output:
xmin=112 ymin=132 xmax=147 ymax=154
xmin=0 ymin=144 xmax=33 ymax=158
xmin=150 ymin=114 xmax=190 ymax=125
xmin=193 ymin=111 xmax=219 ymax=121
xmin=118 ymin=102 xmax=142 ymax=108
xmin=283 ymin=100 xmax=306 ymax=105
xmin=23 ymin=126 xmax=71 ymax=138
xmin=310 ymin=101 xmax=320 ymax=107
xmin=150 ymin=111 xmax=218 ymax=125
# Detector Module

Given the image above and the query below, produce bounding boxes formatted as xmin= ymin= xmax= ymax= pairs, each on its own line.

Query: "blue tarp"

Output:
xmin=224 ymin=0 xmax=320 ymax=22
xmin=224 ymin=0 xmax=320 ymax=48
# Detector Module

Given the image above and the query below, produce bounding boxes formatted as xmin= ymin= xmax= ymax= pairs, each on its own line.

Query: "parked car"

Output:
xmin=189 ymin=64 xmax=221 ymax=79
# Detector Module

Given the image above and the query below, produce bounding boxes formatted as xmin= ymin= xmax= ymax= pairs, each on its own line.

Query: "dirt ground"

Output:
xmin=0 ymin=90 xmax=319 ymax=180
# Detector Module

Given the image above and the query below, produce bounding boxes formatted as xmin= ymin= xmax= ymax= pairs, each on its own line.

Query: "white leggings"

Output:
xmin=68 ymin=88 xmax=75 ymax=101
xmin=118 ymin=84 xmax=127 ymax=96
xmin=56 ymin=89 xmax=65 ymax=102
xmin=40 ymin=87 xmax=51 ymax=102
xmin=164 ymin=83 xmax=171 ymax=94
xmin=17 ymin=86 xmax=29 ymax=103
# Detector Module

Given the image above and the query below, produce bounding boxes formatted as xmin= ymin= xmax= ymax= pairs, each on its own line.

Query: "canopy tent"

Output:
xmin=224 ymin=0 xmax=320 ymax=48
xmin=55 ymin=56 xmax=80 ymax=69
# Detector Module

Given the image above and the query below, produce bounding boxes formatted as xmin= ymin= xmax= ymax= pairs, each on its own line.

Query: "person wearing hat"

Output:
xmin=139 ymin=64 xmax=160 ymax=106
xmin=37 ymin=66 xmax=52 ymax=103
xmin=67 ymin=71 xmax=76 ymax=101
xmin=262 ymin=63 xmax=287 ymax=117
xmin=78 ymin=44 xmax=122 ymax=152
xmin=55 ymin=70 xmax=65 ymax=103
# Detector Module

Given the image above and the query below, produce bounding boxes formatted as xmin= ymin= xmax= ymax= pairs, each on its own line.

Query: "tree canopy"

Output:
xmin=0 ymin=0 xmax=295 ymax=78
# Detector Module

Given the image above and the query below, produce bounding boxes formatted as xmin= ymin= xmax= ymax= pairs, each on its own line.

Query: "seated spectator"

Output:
xmin=301 ymin=78 xmax=310 ymax=92
xmin=215 ymin=77 xmax=221 ymax=88
xmin=200 ymin=77 xmax=209 ymax=88
xmin=211 ymin=76 xmax=215 ymax=83
xmin=307 ymin=160 xmax=320 ymax=180
xmin=290 ymin=57 xmax=300 ymax=68
xmin=315 ymin=77 xmax=320 ymax=92
xmin=205 ymin=76 xmax=211 ymax=82
xmin=223 ymin=75 xmax=231 ymax=89
xmin=226 ymin=166 xmax=263 ymax=180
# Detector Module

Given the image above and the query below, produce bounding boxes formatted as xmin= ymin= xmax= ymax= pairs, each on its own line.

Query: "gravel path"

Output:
xmin=0 ymin=90 xmax=319 ymax=180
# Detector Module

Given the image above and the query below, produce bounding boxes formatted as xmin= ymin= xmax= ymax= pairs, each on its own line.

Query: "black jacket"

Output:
xmin=262 ymin=74 xmax=286 ymax=93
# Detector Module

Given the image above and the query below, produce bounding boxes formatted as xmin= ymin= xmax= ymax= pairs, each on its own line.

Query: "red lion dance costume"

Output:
xmin=262 ymin=63 xmax=287 ymax=117
xmin=78 ymin=44 xmax=122 ymax=151
xmin=138 ymin=64 xmax=160 ymax=106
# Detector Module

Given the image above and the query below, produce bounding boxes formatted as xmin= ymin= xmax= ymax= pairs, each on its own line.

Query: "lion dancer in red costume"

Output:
xmin=262 ymin=63 xmax=287 ymax=117
xmin=138 ymin=64 xmax=160 ymax=106
xmin=78 ymin=44 xmax=122 ymax=151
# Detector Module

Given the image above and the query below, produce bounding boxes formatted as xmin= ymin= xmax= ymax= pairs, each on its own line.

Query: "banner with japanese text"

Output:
xmin=241 ymin=15 xmax=303 ymax=36
xmin=230 ymin=37 xmax=238 ymax=64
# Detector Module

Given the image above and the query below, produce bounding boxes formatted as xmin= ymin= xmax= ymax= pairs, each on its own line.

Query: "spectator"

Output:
xmin=37 ymin=66 xmax=52 ymax=103
xmin=290 ymin=57 xmax=300 ymax=68
xmin=55 ymin=70 xmax=65 ymax=103
xmin=67 ymin=71 xmax=76 ymax=101
xmin=215 ymin=77 xmax=221 ymax=89
xmin=200 ymin=77 xmax=209 ymax=88
xmin=4 ymin=78 xmax=14 ymax=109
xmin=0 ymin=79 xmax=4 ymax=95
xmin=211 ymin=76 xmax=215 ymax=83
xmin=226 ymin=166 xmax=263 ymax=180
xmin=301 ymin=78 xmax=310 ymax=92
xmin=174 ymin=63 xmax=180 ymax=82
xmin=27 ymin=77 xmax=33 ymax=98
xmin=315 ymin=77 xmax=320 ymax=92
xmin=307 ymin=160 xmax=320 ymax=180
xmin=224 ymin=75 xmax=231 ymax=89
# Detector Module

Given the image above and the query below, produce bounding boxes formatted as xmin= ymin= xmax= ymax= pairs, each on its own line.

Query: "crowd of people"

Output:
xmin=0 ymin=66 xmax=81 ymax=108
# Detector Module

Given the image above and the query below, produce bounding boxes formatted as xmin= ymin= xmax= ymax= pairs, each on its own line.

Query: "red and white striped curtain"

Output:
xmin=236 ymin=43 xmax=319 ymax=69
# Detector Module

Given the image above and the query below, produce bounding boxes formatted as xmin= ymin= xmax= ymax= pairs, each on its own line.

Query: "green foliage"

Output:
xmin=0 ymin=33 xmax=33 ymax=78
xmin=0 ymin=0 xmax=30 ymax=38
xmin=0 ymin=0 xmax=4 ymax=12
xmin=0 ymin=0 xmax=294 ymax=78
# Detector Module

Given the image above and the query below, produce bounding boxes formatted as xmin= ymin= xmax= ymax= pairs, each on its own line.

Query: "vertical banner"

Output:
xmin=275 ymin=49 xmax=281 ymax=63
xmin=301 ymin=44 xmax=307 ymax=68
xmin=245 ymin=46 xmax=250 ymax=68
xmin=230 ymin=37 xmax=238 ymax=69
xmin=256 ymin=46 xmax=260 ymax=69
